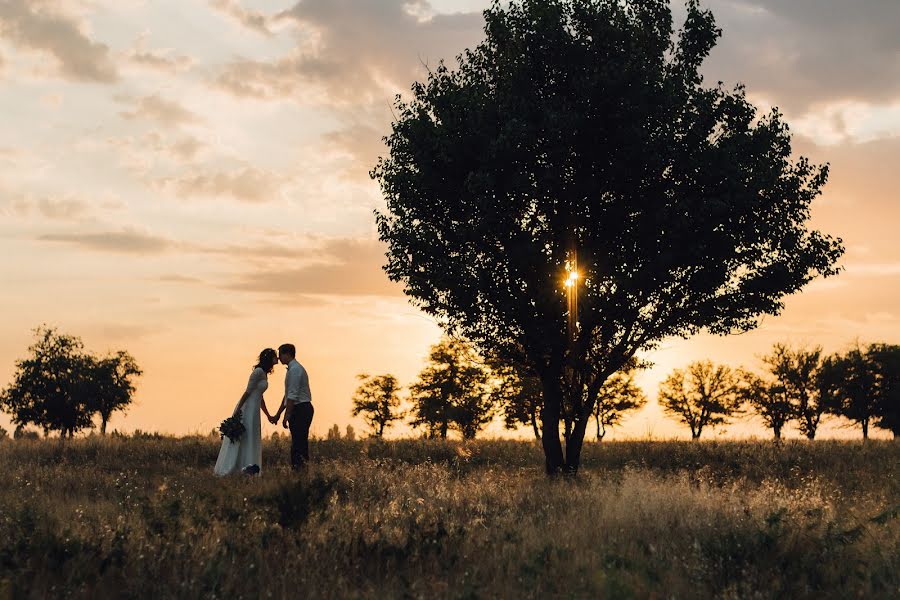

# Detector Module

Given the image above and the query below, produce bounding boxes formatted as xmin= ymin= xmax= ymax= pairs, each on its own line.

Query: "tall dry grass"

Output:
xmin=0 ymin=436 xmax=897 ymax=598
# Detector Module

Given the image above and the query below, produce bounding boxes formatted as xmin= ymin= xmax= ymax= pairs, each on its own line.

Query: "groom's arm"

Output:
xmin=281 ymin=365 xmax=301 ymax=426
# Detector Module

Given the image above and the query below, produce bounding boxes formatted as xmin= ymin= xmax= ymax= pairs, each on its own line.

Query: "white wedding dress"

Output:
xmin=214 ymin=367 xmax=266 ymax=476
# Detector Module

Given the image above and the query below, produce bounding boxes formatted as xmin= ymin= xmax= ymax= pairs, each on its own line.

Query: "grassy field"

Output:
xmin=0 ymin=436 xmax=897 ymax=599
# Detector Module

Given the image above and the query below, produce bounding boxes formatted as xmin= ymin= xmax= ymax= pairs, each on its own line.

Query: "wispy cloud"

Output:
xmin=213 ymin=0 xmax=483 ymax=105
xmin=126 ymin=33 xmax=193 ymax=73
xmin=159 ymin=165 xmax=285 ymax=203
xmin=209 ymin=0 xmax=274 ymax=36
xmin=118 ymin=94 xmax=201 ymax=127
xmin=223 ymin=238 xmax=401 ymax=298
xmin=39 ymin=227 xmax=171 ymax=254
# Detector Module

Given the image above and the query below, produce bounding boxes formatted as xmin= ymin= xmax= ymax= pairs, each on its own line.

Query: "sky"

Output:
xmin=0 ymin=0 xmax=897 ymax=440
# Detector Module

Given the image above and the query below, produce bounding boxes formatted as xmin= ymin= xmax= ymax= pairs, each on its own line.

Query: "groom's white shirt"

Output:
xmin=283 ymin=359 xmax=312 ymax=407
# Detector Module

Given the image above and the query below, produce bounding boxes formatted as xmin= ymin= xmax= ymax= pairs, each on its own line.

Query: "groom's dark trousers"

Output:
xmin=289 ymin=402 xmax=314 ymax=469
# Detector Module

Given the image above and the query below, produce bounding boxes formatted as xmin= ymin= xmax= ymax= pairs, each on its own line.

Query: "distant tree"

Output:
xmin=826 ymin=346 xmax=880 ymax=440
xmin=658 ymin=361 xmax=741 ymax=440
xmin=13 ymin=425 xmax=39 ymax=440
xmin=373 ymin=0 xmax=844 ymax=473
xmin=89 ymin=350 xmax=142 ymax=435
xmin=592 ymin=362 xmax=646 ymax=441
xmin=488 ymin=357 xmax=543 ymax=441
xmin=351 ymin=374 xmax=404 ymax=437
xmin=869 ymin=344 xmax=900 ymax=438
xmin=0 ymin=424 xmax=7 ymax=440
xmin=739 ymin=371 xmax=792 ymax=440
xmin=0 ymin=328 xmax=142 ymax=438
xmin=0 ymin=328 xmax=96 ymax=438
xmin=326 ymin=424 xmax=342 ymax=440
xmin=410 ymin=338 xmax=495 ymax=439
xmin=345 ymin=424 xmax=357 ymax=441
xmin=763 ymin=344 xmax=824 ymax=439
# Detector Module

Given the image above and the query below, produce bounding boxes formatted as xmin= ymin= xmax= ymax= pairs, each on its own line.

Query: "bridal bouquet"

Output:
xmin=219 ymin=411 xmax=245 ymax=443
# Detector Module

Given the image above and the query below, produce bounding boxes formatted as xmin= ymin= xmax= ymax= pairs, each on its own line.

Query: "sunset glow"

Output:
xmin=1 ymin=0 xmax=898 ymax=440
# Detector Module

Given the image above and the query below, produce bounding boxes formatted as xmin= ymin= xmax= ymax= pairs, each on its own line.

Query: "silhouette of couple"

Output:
xmin=213 ymin=343 xmax=313 ymax=476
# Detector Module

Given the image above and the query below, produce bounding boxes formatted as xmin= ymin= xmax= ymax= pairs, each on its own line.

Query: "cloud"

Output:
xmin=191 ymin=303 xmax=243 ymax=319
xmin=0 ymin=0 xmax=118 ymax=83
xmin=224 ymin=237 xmax=402 ymax=298
xmin=8 ymin=195 xmax=91 ymax=220
xmin=213 ymin=0 xmax=484 ymax=104
xmin=39 ymin=227 xmax=171 ymax=254
xmin=322 ymin=122 xmax=388 ymax=180
xmin=160 ymin=165 xmax=285 ymax=203
xmin=209 ymin=0 xmax=273 ymax=36
xmin=699 ymin=0 xmax=900 ymax=114
xmin=118 ymin=94 xmax=201 ymax=127
xmin=127 ymin=33 xmax=193 ymax=73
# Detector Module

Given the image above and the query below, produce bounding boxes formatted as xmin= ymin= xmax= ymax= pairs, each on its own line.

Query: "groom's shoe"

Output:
xmin=242 ymin=464 xmax=260 ymax=476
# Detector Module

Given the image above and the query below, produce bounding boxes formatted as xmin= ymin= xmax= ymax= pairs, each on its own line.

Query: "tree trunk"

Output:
xmin=861 ymin=419 xmax=869 ymax=440
xmin=565 ymin=414 xmax=590 ymax=474
xmin=805 ymin=429 xmax=816 ymax=440
xmin=529 ymin=409 xmax=541 ymax=442
xmin=773 ymin=424 xmax=782 ymax=440
xmin=540 ymin=377 xmax=565 ymax=475
xmin=595 ymin=413 xmax=601 ymax=441
xmin=440 ymin=421 xmax=448 ymax=439
xmin=101 ymin=414 xmax=109 ymax=435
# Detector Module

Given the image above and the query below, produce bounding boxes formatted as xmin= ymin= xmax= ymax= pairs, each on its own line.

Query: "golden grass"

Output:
xmin=0 ymin=437 xmax=897 ymax=598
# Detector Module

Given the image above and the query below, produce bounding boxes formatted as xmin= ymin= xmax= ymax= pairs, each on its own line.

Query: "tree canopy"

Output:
xmin=0 ymin=327 xmax=141 ymax=438
xmin=374 ymin=0 xmax=843 ymax=472
xmin=351 ymin=373 xmax=404 ymax=437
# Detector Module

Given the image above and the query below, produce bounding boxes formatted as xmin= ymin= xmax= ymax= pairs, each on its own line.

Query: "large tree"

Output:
xmin=658 ymin=361 xmax=741 ymax=440
xmin=409 ymin=338 xmax=495 ymax=439
xmin=373 ymin=0 xmax=843 ymax=473
xmin=351 ymin=374 xmax=404 ymax=437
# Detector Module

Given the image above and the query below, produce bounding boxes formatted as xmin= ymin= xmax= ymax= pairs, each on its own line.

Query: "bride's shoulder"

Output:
xmin=251 ymin=366 xmax=266 ymax=377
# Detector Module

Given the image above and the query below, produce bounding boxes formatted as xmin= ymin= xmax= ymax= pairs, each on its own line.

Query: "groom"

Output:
xmin=270 ymin=343 xmax=314 ymax=469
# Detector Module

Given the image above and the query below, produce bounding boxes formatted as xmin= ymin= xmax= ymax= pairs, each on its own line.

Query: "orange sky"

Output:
xmin=1 ymin=1 xmax=897 ymax=440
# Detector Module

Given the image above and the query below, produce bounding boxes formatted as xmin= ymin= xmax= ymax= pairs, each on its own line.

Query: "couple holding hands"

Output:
xmin=213 ymin=343 xmax=314 ymax=476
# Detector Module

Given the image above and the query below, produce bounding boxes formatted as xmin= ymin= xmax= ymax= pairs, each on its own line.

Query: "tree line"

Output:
xmin=353 ymin=338 xmax=899 ymax=441
xmin=661 ymin=343 xmax=899 ymax=440
xmin=0 ymin=327 xmax=141 ymax=438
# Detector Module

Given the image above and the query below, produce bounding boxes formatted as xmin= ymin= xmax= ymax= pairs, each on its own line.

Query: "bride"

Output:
xmin=214 ymin=348 xmax=276 ymax=476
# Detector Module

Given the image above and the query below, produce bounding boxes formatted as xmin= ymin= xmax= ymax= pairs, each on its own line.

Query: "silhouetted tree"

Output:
xmin=0 ymin=327 xmax=141 ymax=438
xmin=1 ymin=328 xmax=97 ymax=438
xmin=869 ymin=344 xmax=900 ymax=438
xmin=763 ymin=344 xmax=824 ymax=439
xmin=739 ymin=371 xmax=792 ymax=439
xmin=826 ymin=346 xmax=880 ymax=440
xmin=351 ymin=373 xmax=404 ymax=437
xmin=489 ymin=357 xmax=543 ymax=440
xmin=659 ymin=361 xmax=741 ymax=440
xmin=326 ymin=424 xmax=342 ymax=440
xmin=410 ymin=338 xmax=495 ymax=439
xmin=13 ymin=425 xmax=39 ymax=440
xmin=373 ymin=0 xmax=843 ymax=473
xmin=89 ymin=351 xmax=142 ymax=435
xmin=592 ymin=362 xmax=646 ymax=441
xmin=0 ymin=424 xmax=6 ymax=440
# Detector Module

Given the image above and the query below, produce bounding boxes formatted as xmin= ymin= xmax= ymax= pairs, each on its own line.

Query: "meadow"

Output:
xmin=0 ymin=436 xmax=897 ymax=599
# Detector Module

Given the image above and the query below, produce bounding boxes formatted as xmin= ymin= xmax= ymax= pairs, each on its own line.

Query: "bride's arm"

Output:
xmin=261 ymin=397 xmax=272 ymax=419
xmin=234 ymin=369 xmax=261 ymax=416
